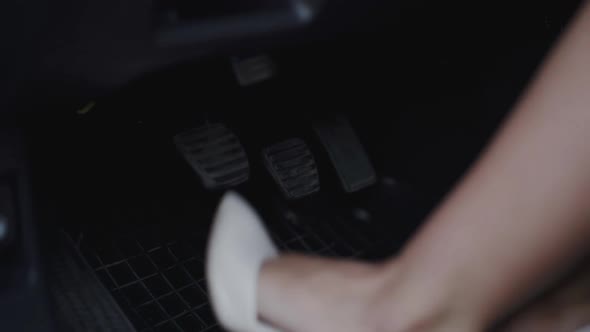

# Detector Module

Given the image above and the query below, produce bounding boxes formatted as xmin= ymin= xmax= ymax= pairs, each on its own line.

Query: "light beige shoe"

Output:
xmin=206 ymin=192 xmax=280 ymax=332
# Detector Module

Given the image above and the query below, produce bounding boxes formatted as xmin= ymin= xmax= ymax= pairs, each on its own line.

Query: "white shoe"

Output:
xmin=206 ymin=192 xmax=280 ymax=332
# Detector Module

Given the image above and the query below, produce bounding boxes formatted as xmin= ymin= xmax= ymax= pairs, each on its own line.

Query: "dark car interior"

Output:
xmin=0 ymin=0 xmax=585 ymax=331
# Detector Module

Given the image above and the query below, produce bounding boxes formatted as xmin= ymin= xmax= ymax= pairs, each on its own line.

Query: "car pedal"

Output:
xmin=262 ymin=138 xmax=320 ymax=199
xmin=231 ymin=54 xmax=275 ymax=86
xmin=174 ymin=124 xmax=249 ymax=189
xmin=314 ymin=116 xmax=376 ymax=192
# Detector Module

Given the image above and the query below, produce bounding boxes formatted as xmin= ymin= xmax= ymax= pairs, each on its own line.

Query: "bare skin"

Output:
xmin=257 ymin=2 xmax=590 ymax=332
xmin=258 ymin=255 xmax=389 ymax=332
xmin=501 ymin=261 xmax=590 ymax=332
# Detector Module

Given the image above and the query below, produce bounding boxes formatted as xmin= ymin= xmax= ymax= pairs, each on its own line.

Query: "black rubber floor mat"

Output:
xmin=71 ymin=220 xmax=217 ymax=332
xmin=47 ymin=235 xmax=135 ymax=332
xmin=72 ymin=225 xmax=346 ymax=332
xmin=66 ymin=186 xmax=410 ymax=332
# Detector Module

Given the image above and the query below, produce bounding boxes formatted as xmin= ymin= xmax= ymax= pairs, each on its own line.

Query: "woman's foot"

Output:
xmin=257 ymin=254 xmax=480 ymax=332
xmin=208 ymin=192 xmax=479 ymax=332
xmin=257 ymin=254 xmax=389 ymax=332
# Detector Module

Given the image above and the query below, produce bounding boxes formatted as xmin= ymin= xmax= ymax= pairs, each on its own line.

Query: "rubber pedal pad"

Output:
xmin=262 ymin=138 xmax=320 ymax=199
xmin=314 ymin=116 xmax=376 ymax=192
xmin=174 ymin=124 xmax=249 ymax=189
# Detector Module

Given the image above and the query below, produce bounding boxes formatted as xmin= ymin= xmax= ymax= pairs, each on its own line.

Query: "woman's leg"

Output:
xmin=501 ymin=262 xmax=590 ymax=332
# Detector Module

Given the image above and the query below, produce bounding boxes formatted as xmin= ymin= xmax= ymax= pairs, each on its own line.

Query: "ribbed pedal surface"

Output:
xmin=174 ymin=124 xmax=249 ymax=189
xmin=263 ymin=138 xmax=319 ymax=199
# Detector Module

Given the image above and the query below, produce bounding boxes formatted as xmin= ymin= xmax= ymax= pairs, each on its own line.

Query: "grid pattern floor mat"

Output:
xmin=69 ymin=198 xmax=381 ymax=332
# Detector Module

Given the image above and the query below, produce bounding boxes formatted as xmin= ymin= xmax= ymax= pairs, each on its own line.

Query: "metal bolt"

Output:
xmin=0 ymin=213 xmax=7 ymax=241
xmin=382 ymin=176 xmax=397 ymax=186
xmin=285 ymin=210 xmax=298 ymax=225
xmin=353 ymin=208 xmax=371 ymax=223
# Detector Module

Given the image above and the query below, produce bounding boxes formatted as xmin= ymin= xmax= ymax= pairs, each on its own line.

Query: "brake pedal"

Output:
xmin=262 ymin=138 xmax=320 ymax=199
xmin=174 ymin=124 xmax=249 ymax=189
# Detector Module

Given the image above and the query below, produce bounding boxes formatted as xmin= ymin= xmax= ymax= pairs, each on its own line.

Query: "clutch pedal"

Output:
xmin=174 ymin=124 xmax=249 ymax=189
